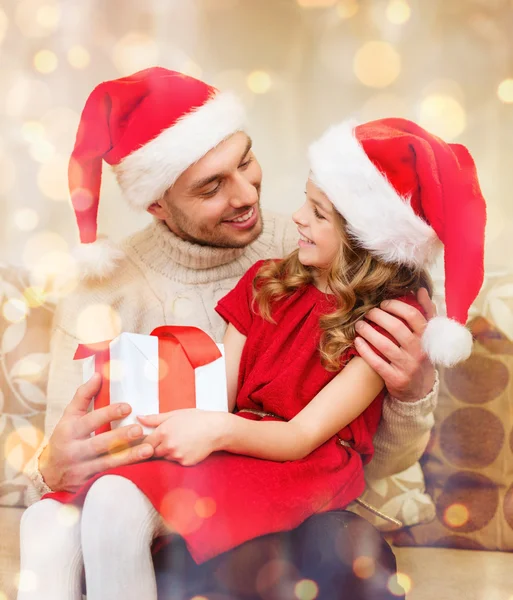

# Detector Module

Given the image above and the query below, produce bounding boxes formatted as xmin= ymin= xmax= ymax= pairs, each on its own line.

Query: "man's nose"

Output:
xmin=229 ymin=174 xmax=259 ymax=208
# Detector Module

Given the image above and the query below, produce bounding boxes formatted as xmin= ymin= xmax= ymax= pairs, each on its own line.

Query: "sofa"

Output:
xmin=1 ymin=263 xmax=512 ymax=600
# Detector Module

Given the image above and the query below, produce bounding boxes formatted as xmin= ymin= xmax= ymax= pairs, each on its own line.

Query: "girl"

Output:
xmin=19 ymin=117 xmax=485 ymax=599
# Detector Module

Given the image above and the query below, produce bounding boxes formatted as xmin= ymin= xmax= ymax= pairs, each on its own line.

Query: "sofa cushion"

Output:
xmin=393 ymin=317 xmax=513 ymax=551
xmin=0 ymin=266 xmax=52 ymax=507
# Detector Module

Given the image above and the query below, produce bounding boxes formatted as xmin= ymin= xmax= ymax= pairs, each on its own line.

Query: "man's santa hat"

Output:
xmin=308 ymin=118 xmax=487 ymax=367
xmin=69 ymin=67 xmax=246 ymax=279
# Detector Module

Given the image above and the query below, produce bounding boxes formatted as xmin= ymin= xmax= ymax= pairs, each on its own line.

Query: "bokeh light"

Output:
xmin=34 ymin=49 xmax=58 ymax=74
xmin=76 ymin=304 xmax=122 ymax=344
xmin=294 ymin=578 xmax=319 ymax=599
xmin=104 ymin=359 xmax=125 ymax=382
xmin=337 ymin=0 xmax=359 ymax=19
xmin=5 ymin=77 xmax=52 ymax=118
xmin=195 ymin=496 xmax=217 ymax=519
xmin=0 ymin=590 xmax=8 ymax=600
xmin=16 ymin=570 xmax=38 ymax=593
xmin=444 ymin=503 xmax=470 ymax=528
xmin=36 ymin=4 xmax=61 ymax=29
xmin=359 ymin=93 xmax=408 ymax=121
xmin=419 ymin=94 xmax=466 ymax=140
xmin=14 ymin=208 xmax=39 ymax=232
xmin=41 ymin=106 xmax=80 ymax=152
xmin=23 ymin=286 xmax=47 ymax=309
xmin=497 ymin=78 xmax=513 ymax=103
xmin=353 ymin=555 xmax=375 ymax=579
xmin=353 ymin=41 xmax=401 ymax=88
xmin=160 ymin=488 xmax=203 ymax=535
xmin=37 ymin=155 xmax=69 ymax=201
xmin=2 ymin=298 xmax=29 ymax=324
xmin=386 ymin=0 xmax=411 ymax=25
xmin=112 ymin=33 xmax=159 ymax=76
xmin=247 ymin=70 xmax=272 ymax=94
xmin=57 ymin=504 xmax=80 ymax=527
xmin=15 ymin=0 xmax=59 ymax=37
xmin=297 ymin=0 xmax=337 ymax=7
xmin=67 ymin=45 xmax=91 ymax=69
xmin=388 ymin=572 xmax=412 ymax=596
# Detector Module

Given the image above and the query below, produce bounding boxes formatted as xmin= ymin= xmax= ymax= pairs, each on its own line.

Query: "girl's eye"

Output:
xmin=314 ymin=207 xmax=325 ymax=220
xmin=239 ymin=157 xmax=253 ymax=169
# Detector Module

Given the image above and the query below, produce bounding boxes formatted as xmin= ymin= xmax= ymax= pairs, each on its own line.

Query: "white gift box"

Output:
xmin=77 ymin=327 xmax=228 ymax=435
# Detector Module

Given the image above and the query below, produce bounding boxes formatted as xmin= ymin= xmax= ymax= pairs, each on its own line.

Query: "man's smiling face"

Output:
xmin=148 ymin=132 xmax=263 ymax=248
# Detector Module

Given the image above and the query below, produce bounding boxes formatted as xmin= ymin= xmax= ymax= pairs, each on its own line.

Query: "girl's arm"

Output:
xmin=223 ymin=323 xmax=247 ymax=413
xmin=218 ymin=357 xmax=384 ymax=461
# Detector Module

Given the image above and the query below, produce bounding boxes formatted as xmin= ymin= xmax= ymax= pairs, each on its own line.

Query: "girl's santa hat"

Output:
xmin=69 ymin=67 xmax=247 ymax=279
xmin=308 ymin=118 xmax=487 ymax=367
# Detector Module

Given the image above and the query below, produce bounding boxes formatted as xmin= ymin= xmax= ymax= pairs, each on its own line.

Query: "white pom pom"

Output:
xmin=421 ymin=316 xmax=473 ymax=367
xmin=73 ymin=239 xmax=125 ymax=280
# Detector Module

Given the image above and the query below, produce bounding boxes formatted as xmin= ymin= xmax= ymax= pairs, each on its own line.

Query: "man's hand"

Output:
xmin=39 ymin=373 xmax=154 ymax=493
xmin=354 ymin=288 xmax=437 ymax=402
xmin=138 ymin=409 xmax=225 ymax=466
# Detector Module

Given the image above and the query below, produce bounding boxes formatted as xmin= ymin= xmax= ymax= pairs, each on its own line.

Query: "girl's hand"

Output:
xmin=137 ymin=409 xmax=227 ymax=466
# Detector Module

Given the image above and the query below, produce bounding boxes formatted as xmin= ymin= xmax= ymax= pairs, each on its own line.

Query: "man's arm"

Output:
xmin=355 ymin=289 xmax=439 ymax=477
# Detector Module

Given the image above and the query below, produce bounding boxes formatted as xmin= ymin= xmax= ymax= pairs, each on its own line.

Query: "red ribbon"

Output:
xmin=74 ymin=326 xmax=222 ymax=434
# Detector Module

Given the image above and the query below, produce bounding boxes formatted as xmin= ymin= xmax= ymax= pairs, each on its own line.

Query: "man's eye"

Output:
xmin=314 ymin=207 xmax=325 ymax=220
xmin=239 ymin=157 xmax=253 ymax=169
xmin=202 ymin=182 xmax=221 ymax=197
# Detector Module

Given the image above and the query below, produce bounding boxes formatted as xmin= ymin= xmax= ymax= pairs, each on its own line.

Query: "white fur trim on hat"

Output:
xmin=308 ymin=121 xmax=441 ymax=268
xmin=421 ymin=316 xmax=473 ymax=367
xmin=113 ymin=91 xmax=247 ymax=210
xmin=73 ymin=239 xmax=125 ymax=280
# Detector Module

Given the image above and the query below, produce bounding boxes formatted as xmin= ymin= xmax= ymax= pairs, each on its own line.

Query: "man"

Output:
xmin=25 ymin=68 xmax=438 ymax=599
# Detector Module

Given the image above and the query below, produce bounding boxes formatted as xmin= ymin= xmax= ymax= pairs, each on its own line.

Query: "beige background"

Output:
xmin=0 ymin=0 xmax=512 ymax=293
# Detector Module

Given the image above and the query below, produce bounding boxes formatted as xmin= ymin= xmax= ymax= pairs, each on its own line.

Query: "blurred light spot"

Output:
xmin=16 ymin=570 xmax=38 ymax=592
xmin=182 ymin=59 xmax=203 ymax=80
xmin=422 ymin=78 xmax=465 ymax=104
xmin=36 ymin=4 xmax=61 ymax=29
xmin=444 ymin=503 xmax=469 ymax=528
xmin=0 ymin=8 xmax=8 ymax=45
xmin=76 ymin=304 xmax=122 ymax=344
xmin=68 ymin=45 xmax=91 ymax=69
xmin=247 ymin=70 xmax=272 ymax=94
xmin=498 ymin=78 xmax=513 ymax=104
xmin=353 ymin=556 xmax=375 ymax=579
xmin=256 ymin=559 xmax=295 ymax=595
xmin=22 ymin=231 xmax=68 ymax=269
xmin=105 ymin=359 xmax=125 ymax=382
xmin=57 ymin=504 xmax=80 ymax=527
xmin=388 ymin=572 xmax=411 ymax=596
xmin=212 ymin=69 xmax=256 ymax=109
xmin=190 ymin=597 xmax=209 ymax=600
xmin=386 ymin=0 xmax=411 ymax=24
xmin=2 ymin=298 xmax=29 ymax=323
xmin=143 ymin=359 xmax=159 ymax=383
xmin=29 ymin=251 xmax=79 ymax=300
xmin=34 ymin=49 xmax=58 ymax=74
xmin=5 ymin=77 xmax=52 ymax=118
xmin=0 ymin=591 xmax=8 ymax=600
xmin=297 ymin=0 xmax=337 ymax=6
xmin=23 ymin=286 xmax=46 ymax=308
xmin=195 ymin=497 xmax=217 ymax=519
xmin=353 ymin=41 xmax=401 ymax=88
xmin=21 ymin=121 xmax=45 ymax=144
xmin=41 ymin=106 xmax=80 ymax=150
xmin=419 ymin=94 xmax=466 ymax=140
xmin=30 ymin=139 xmax=56 ymax=163
xmin=14 ymin=208 xmax=39 ymax=232
xmin=294 ymin=578 xmax=319 ymax=599
xmin=0 ymin=157 xmax=16 ymax=195
xmin=160 ymin=488 xmax=203 ymax=535
xmin=112 ymin=33 xmax=159 ymax=76
xmin=37 ymin=155 xmax=69 ymax=200
xmin=337 ymin=0 xmax=359 ymax=19
xmin=71 ymin=188 xmax=95 ymax=212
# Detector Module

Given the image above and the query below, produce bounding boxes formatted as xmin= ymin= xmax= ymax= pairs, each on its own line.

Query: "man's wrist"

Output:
xmin=388 ymin=369 xmax=439 ymax=417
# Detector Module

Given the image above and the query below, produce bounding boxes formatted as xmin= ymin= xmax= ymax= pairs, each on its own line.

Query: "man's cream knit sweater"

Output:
xmin=26 ymin=211 xmax=437 ymax=505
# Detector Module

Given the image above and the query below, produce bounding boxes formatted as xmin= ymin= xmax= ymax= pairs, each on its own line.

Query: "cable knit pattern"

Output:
xmin=25 ymin=210 xmax=437 ymax=507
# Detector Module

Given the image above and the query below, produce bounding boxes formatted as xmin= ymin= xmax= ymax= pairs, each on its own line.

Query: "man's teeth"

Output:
xmin=230 ymin=208 xmax=254 ymax=223
xmin=300 ymin=233 xmax=314 ymax=244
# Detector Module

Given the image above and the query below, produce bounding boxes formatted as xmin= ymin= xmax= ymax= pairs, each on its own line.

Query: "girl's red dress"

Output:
xmin=44 ymin=259 xmax=418 ymax=564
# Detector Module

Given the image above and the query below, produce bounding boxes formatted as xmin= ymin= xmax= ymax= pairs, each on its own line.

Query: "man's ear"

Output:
xmin=147 ymin=200 xmax=168 ymax=221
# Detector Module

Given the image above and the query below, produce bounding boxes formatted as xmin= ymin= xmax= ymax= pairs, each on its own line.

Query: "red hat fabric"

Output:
xmin=308 ymin=118 xmax=487 ymax=367
xmin=69 ymin=67 xmax=246 ymax=278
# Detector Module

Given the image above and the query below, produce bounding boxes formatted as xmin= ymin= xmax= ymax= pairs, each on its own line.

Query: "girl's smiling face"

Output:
xmin=292 ymin=179 xmax=343 ymax=276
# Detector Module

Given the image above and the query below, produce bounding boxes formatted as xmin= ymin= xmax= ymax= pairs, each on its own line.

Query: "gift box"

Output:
xmin=74 ymin=325 xmax=228 ymax=434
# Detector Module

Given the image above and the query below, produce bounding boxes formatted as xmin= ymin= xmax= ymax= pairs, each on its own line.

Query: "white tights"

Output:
xmin=18 ymin=475 xmax=167 ymax=600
